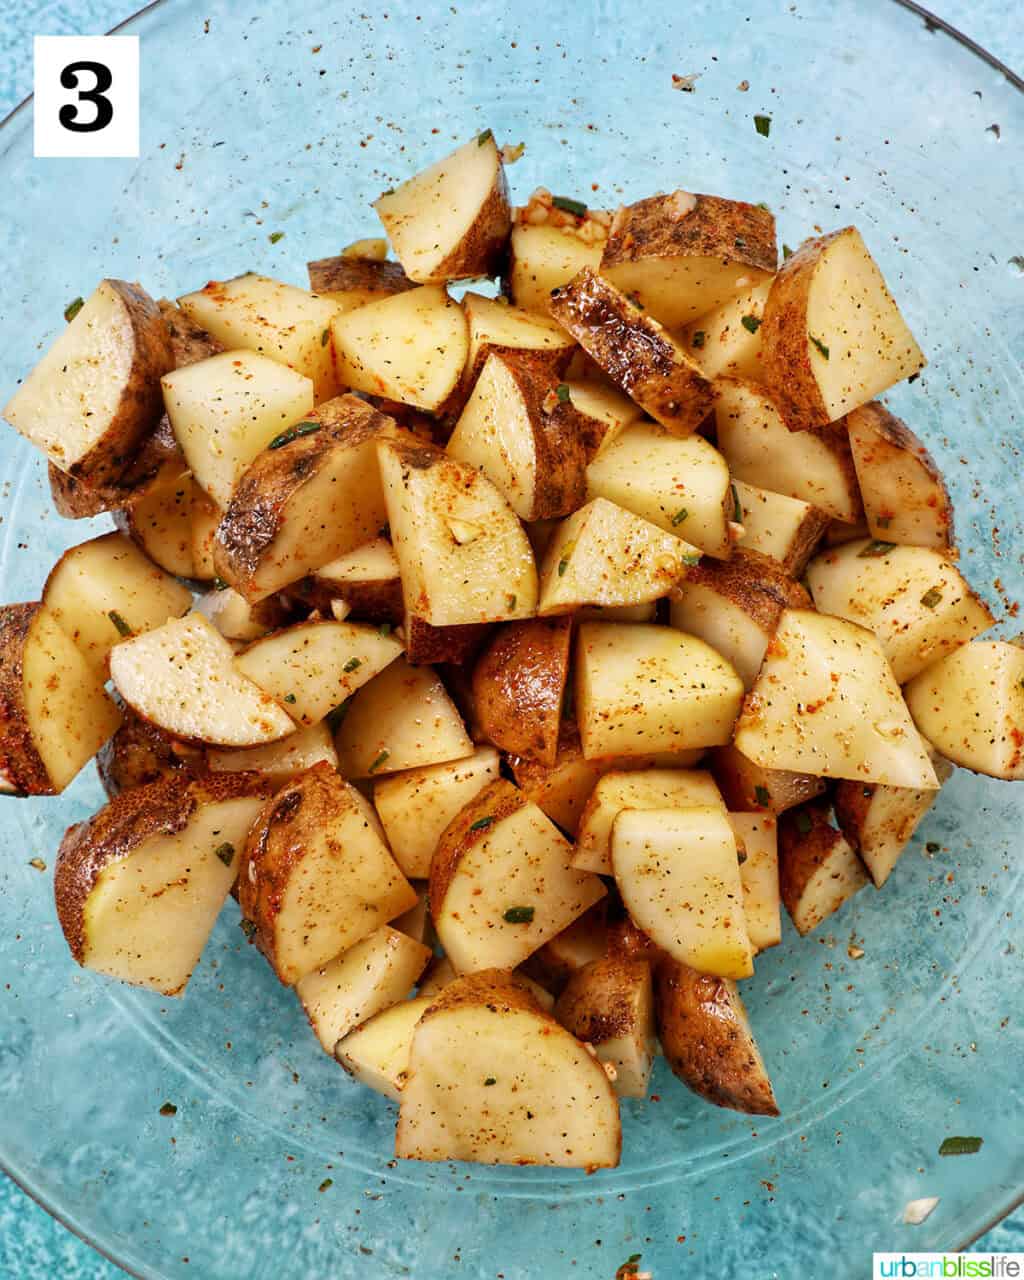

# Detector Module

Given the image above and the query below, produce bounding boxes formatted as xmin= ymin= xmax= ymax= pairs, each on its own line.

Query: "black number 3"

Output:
xmin=58 ymin=61 xmax=114 ymax=133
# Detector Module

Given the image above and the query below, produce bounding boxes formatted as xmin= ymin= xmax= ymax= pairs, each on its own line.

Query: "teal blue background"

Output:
xmin=0 ymin=1 xmax=1020 ymax=1274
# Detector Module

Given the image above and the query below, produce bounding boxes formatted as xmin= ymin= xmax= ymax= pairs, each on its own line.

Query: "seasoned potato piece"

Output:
xmin=158 ymin=298 xmax=226 ymax=368
xmin=760 ymin=227 xmax=925 ymax=430
xmin=335 ymin=994 xmax=432 ymax=1101
xmin=778 ymin=800 xmax=869 ymax=934
xmin=403 ymin=617 xmax=491 ymax=666
xmin=824 ymin=516 xmax=871 ymax=547
xmin=189 ymin=486 xmax=222 ymax=581
xmin=97 ymin=697 xmax=202 ymax=799
xmin=729 ymin=812 xmax=781 ymax=951
xmin=109 ymin=613 xmax=296 ymax=747
xmin=669 ymin=548 xmax=812 ymax=688
xmin=733 ymin=480 xmax=830 ymax=576
xmin=575 ymin=623 xmax=744 ymax=758
xmin=612 ymin=806 xmax=754 ymax=979
xmin=42 ymin=531 xmax=192 ymax=672
xmin=507 ymin=223 xmax=604 ymax=313
xmin=573 ymin=768 xmax=725 ymax=875
xmin=378 ymin=436 xmax=537 ymax=625
xmin=680 ymin=277 xmax=773 ymax=380
xmin=3 ymin=280 xmax=172 ymax=486
xmin=417 ymin=953 xmax=554 ymax=1010
xmin=714 ymin=378 xmax=862 ymax=524
xmin=709 ymin=743 xmax=826 ymax=816
xmin=179 ymin=274 xmax=339 ymax=401
xmin=54 ymin=772 xmax=271 ymax=995
xmin=392 ymin=888 xmax=434 ymax=946
xmin=655 ymin=958 xmax=778 ymax=1115
xmin=520 ymin=901 xmax=608 ymax=992
xmin=233 ymin=620 xmax=402 ymax=725
xmin=239 ymin=763 xmax=417 ymax=984
xmin=471 ymin=619 xmax=571 ymax=765
xmin=846 ymin=402 xmax=955 ymax=551
xmin=734 ymin=608 xmax=938 ymax=789
xmin=113 ymin=459 xmax=195 ymax=578
xmin=296 ymin=926 xmax=432 ymax=1053
xmin=194 ymin=587 xmax=289 ymax=644
xmin=306 ymin=254 xmax=413 ymax=313
xmin=549 ymin=269 xmax=712 ymax=436
xmin=162 ymin=351 xmax=314 ymax=508
xmin=585 ymin=421 xmax=733 ymax=559
xmin=601 ymin=191 xmax=776 ymax=329
xmin=556 ymin=379 xmax=644 ymax=461
xmin=806 ymin=540 xmax=993 ymax=683
xmin=373 ymin=746 xmax=500 ymax=879
xmin=207 ymin=720 xmax=338 ymax=786
xmin=429 ymin=779 xmax=606 ymax=974
xmin=334 ymin=655 xmax=474 ymax=778
xmin=463 ymin=292 xmax=576 ymax=384
xmin=904 ymin=641 xmax=1024 ymax=780
xmin=308 ymin=538 xmax=403 ymax=623
xmin=396 ymin=970 xmax=621 ymax=1168
xmin=554 ymin=956 xmax=656 ymax=1099
xmin=0 ymin=604 xmax=121 ymax=795
xmin=539 ymin=498 xmax=699 ymax=616
xmin=447 ymin=353 xmax=586 ymax=521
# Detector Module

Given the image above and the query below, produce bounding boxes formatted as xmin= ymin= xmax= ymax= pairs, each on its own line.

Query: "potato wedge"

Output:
xmin=733 ymin=480 xmax=830 ymax=576
xmin=109 ymin=613 xmax=296 ymax=747
xmin=403 ymin=617 xmax=491 ymax=666
xmin=575 ymin=622 xmax=744 ymax=758
xmin=4 ymin=280 xmax=172 ymax=486
xmin=520 ymin=901 xmax=608 ymax=992
xmin=612 ymin=807 xmax=754 ymax=980
xmin=162 ymin=351 xmax=315 ymax=508
xmin=96 ymin=697 xmax=202 ymax=799
xmin=734 ymin=608 xmax=938 ymax=789
xmin=378 ymin=436 xmax=537 ymax=625
xmin=554 ymin=956 xmax=656 ymax=1099
xmin=539 ymin=498 xmax=699 ymax=616
xmin=392 ymin=888 xmax=434 ymax=946
xmin=447 ymin=353 xmax=586 ymax=520
xmin=113 ymin=459 xmax=195 ymax=578
xmin=601 ymin=191 xmax=776 ymax=329
xmin=585 ymin=421 xmax=733 ymax=558
xmin=207 ymin=720 xmax=338 ymax=786
xmin=334 ymin=655 xmax=474 ymax=777
xmin=306 ymin=254 xmax=413 ymax=313
xmin=680 ymin=277 xmax=773 ymax=380
xmin=471 ymin=618 xmax=571 ymax=765
xmin=194 ymin=587 xmax=289 ymax=644
xmin=669 ymin=548 xmax=812 ymax=688
xmin=0 ymin=603 xmax=121 ymax=795
xmin=714 ymin=377 xmax=862 ymax=524
xmin=778 ymin=800 xmax=869 ymax=934
xmin=296 ymin=926 xmax=432 ymax=1053
xmin=507 ymin=222 xmax=604 ymax=313
xmin=548 ymin=268 xmax=712 ymax=436
xmin=189 ymin=486 xmax=222 ymax=581
xmin=904 ymin=641 xmax=1024 ymax=780
xmin=846 ymin=402 xmax=955 ymax=551
xmin=213 ymin=394 xmax=402 ymax=602
xmin=463 ymin=291 xmax=576 ymax=384
xmin=55 ymin=771 xmax=271 ymax=995
xmin=556 ymin=379 xmax=644 ymax=461
xmin=729 ymin=812 xmax=781 ymax=951
xmin=335 ymin=994 xmax=433 ymax=1101
xmin=46 ymin=411 xmax=181 ymax=522
xmin=239 ymin=763 xmax=416 ymax=984
xmin=42 ymin=531 xmax=192 ymax=673
xmin=307 ymin=538 xmax=403 ymax=623
xmin=178 ymin=274 xmax=339 ymax=401
xmin=396 ymin=970 xmax=621 ymax=1168
xmin=429 ymin=779 xmax=606 ymax=974
xmin=760 ymin=226 xmax=925 ymax=430
xmin=372 ymin=746 xmax=501 ymax=879
xmin=655 ymin=958 xmax=778 ymax=1115
xmin=573 ymin=768 xmax=725 ymax=875
xmin=708 ymin=743 xmax=826 ymax=815
xmin=806 ymin=540 xmax=993 ymax=683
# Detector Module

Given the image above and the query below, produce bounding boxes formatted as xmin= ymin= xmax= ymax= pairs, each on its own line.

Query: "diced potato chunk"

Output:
xmin=729 ymin=812 xmax=781 ymax=951
xmin=778 ymin=801 xmax=869 ymax=934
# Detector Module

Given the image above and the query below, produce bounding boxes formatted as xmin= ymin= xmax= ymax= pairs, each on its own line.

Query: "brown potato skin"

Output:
xmin=0 ymin=603 xmax=54 ymax=795
xmin=96 ymin=694 xmax=204 ymax=799
xmin=776 ymin=507 xmax=832 ymax=577
xmin=157 ymin=299 xmax=225 ymax=367
xmin=606 ymin=916 xmax=664 ymax=965
xmin=709 ymin=743 xmax=826 ymax=814
xmin=548 ymin=269 xmax=712 ymax=435
xmin=602 ymin=192 xmax=777 ymax=274
xmin=306 ymin=255 xmax=413 ymax=299
xmin=423 ymin=967 xmax=545 ymax=1017
xmin=554 ymin=955 xmax=650 ymax=1047
xmin=54 ymin=770 xmax=271 ymax=963
xmin=655 ymin=957 xmax=779 ymax=1115
xmin=497 ymin=357 xmax=587 ymax=520
xmin=428 ymin=778 xmax=528 ymax=924
xmin=471 ymin=617 xmax=571 ymax=765
xmin=405 ymin=616 xmax=492 ymax=666
xmin=778 ymin=798 xmax=864 ymax=932
xmin=291 ymin=573 xmax=404 ymax=625
xmin=675 ymin=548 xmax=811 ymax=633
xmin=430 ymin=167 xmax=512 ymax=284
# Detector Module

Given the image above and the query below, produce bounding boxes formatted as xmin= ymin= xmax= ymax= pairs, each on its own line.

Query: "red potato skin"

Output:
xmin=471 ymin=617 xmax=572 ymax=765
xmin=554 ymin=955 xmax=651 ymax=1047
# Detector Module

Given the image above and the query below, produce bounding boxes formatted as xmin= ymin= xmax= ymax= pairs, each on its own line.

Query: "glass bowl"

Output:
xmin=1 ymin=1 xmax=1021 ymax=1275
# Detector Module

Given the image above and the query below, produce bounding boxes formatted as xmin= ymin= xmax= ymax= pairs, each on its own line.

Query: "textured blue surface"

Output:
xmin=0 ymin=0 xmax=1021 ymax=1276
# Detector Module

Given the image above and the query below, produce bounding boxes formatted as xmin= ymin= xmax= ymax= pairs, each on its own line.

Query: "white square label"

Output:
xmin=34 ymin=36 xmax=139 ymax=158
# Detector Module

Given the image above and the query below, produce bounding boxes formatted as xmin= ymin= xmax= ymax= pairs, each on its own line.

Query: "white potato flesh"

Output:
xmin=554 ymin=960 xmax=656 ymax=1099
xmin=669 ymin=584 xmax=773 ymax=691
xmin=585 ymin=421 xmax=732 ymax=558
xmin=730 ymin=812 xmax=781 ymax=951
xmin=162 ymin=351 xmax=314 ymax=508
xmin=734 ymin=608 xmax=938 ymax=789
xmin=335 ymin=995 xmax=432 ymax=1101
xmin=316 ymin=537 xmax=399 ymax=587
xmin=81 ymin=795 xmax=263 ymax=995
xmin=463 ymin=291 xmax=574 ymax=374
xmin=109 ymin=613 xmax=296 ymax=747
xmin=43 ymin=531 xmax=192 ymax=672
xmin=680 ymin=278 xmax=772 ymax=380
xmin=296 ymin=926 xmax=432 ymax=1053
xmin=117 ymin=461 xmax=195 ymax=578
xmin=372 ymin=746 xmax=501 ymax=879
xmin=563 ymin=379 xmax=644 ymax=458
xmin=332 ymin=285 xmax=468 ymax=412
xmin=538 ymin=498 xmax=699 ymax=615
xmin=378 ymin=440 xmax=537 ymax=625
xmin=836 ymin=759 xmax=950 ymax=888
xmin=715 ymin=379 xmax=861 ymax=523
xmin=733 ymin=480 xmax=828 ymax=575
xmin=392 ymin=891 xmax=432 ymax=945
xmin=507 ymin=223 xmax=603 ymax=313
xmin=178 ymin=275 xmax=339 ymax=401
xmin=572 ymin=768 xmax=725 ymax=875
xmin=612 ymin=806 xmax=754 ymax=979
xmin=195 ymin=588 xmax=273 ymax=643
xmin=207 ymin=720 xmax=338 ymax=783
xmin=334 ymin=655 xmax=474 ymax=777
xmin=782 ymin=823 xmax=869 ymax=936
xmin=904 ymin=641 xmax=1024 ymax=780
xmin=526 ymin=907 xmax=608 ymax=985
xmin=604 ymin=254 xmax=772 ymax=332
xmin=575 ymin=622 xmax=744 ymax=759
xmin=189 ymin=487 xmax=222 ymax=582
xmin=234 ymin=621 xmax=403 ymax=725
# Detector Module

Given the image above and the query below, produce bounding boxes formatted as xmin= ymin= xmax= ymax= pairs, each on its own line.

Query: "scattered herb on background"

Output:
xmin=477 ymin=128 xmax=493 ymax=146
xmin=552 ymin=195 xmax=587 ymax=217
xmin=754 ymin=114 xmax=771 ymax=137
xmin=318 ymin=1178 xmax=333 ymax=1192
xmin=268 ymin=230 xmax=285 ymax=244
xmin=939 ymin=1136 xmax=983 ymax=1157
xmin=926 ymin=841 xmax=941 ymax=853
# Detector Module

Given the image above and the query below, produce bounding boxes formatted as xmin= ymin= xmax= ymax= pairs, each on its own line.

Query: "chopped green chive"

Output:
xmin=326 ymin=700 xmax=350 ymax=732
xmin=159 ymin=1102 xmax=177 ymax=1117
xmin=858 ymin=540 xmax=896 ymax=558
xmin=268 ymin=420 xmax=321 ymax=450
xmin=318 ymin=1178 xmax=333 ymax=1192
xmin=782 ymin=243 xmax=794 ymax=259
xmin=754 ymin=785 xmax=771 ymax=807
xmin=557 ymin=558 xmax=569 ymax=577
xmin=691 ymin=330 xmax=706 ymax=349
xmin=671 ymin=507 xmax=689 ymax=527
xmin=731 ymin=483 xmax=743 ymax=523
xmin=939 ymin=1136 xmax=983 ymax=1157
xmin=810 ymin=335 xmax=830 ymax=360
xmin=503 ymin=906 xmax=535 ymax=924
xmin=875 ymin=515 xmax=893 ymax=529
xmin=926 ymin=841 xmax=941 ymax=853
xmin=368 ymin=749 xmax=390 ymax=774
xmin=477 ymin=128 xmax=494 ymax=146
xmin=321 ymin=328 xmax=330 ymax=346
xmin=63 ymin=296 xmax=85 ymax=323
xmin=107 ymin=610 xmax=132 ymax=637
xmin=506 ymin=593 xmax=517 ymax=611
xmin=378 ymin=622 xmax=392 ymax=637
xmin=343 ymin=657 xmax=362 ymax=673
xmin=556 ymin=383 xmax=571 ymax=403
xmin=240 ymin=918 xmax=256 ymax=940
xmin=483 ymin=1077 xmax=497 ymax=1086
xmin=754 ymin=115 xmax=771 ymax=137
xmin=920 ymin=586 xmax=944 ymax=609
xmin=681 ymin=552 xmax=702 ymax=566
xmin=795 ymin=811 xmax=813 ymax=835
xmin=741 ymin=314 xmax=761 ymax=334
xmin=213 ymin=842 xmax=235 ymax=866
xmin=212 ymin=577 xmax=230 ymax=591
xmin=268 ymin=230 xmax=285 ymax=244
xmin=470 ymin=816 xmax=496 ymax=831
xmin=551 ymin=195 xmax=587 ymax=217
xmin=283 ymin=693 xmax=297 ymax=704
